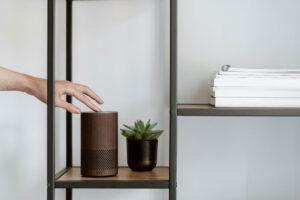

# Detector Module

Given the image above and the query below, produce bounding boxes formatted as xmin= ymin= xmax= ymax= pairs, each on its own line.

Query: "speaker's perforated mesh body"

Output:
xmin=81 ymin=112 xmax=118 ymax=177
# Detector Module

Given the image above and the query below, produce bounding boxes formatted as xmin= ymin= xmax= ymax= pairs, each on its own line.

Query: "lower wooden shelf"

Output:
xmin=55 ymin=167 xmax=169 ymax=189
xmin=177 ymin=104 xmax=300 ymax=116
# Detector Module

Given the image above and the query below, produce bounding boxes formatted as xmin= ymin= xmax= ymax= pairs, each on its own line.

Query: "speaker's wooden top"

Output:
xmin=81 ymin=111 xmax=118 ymax=115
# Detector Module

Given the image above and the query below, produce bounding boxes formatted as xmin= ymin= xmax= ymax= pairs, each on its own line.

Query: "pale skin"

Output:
xmin=0 ymin=67 xmax=103 ymax=114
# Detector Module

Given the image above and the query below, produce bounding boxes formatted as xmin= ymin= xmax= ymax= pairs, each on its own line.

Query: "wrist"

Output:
xmin=21 ymin=74 xmax=38 ymax=96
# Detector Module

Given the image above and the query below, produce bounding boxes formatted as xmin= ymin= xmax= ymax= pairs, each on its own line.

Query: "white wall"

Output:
xmin=0 ymin=0 xmax=300 ymax=200
xmin=178 ymin=0 xmax=300 ymax=200
xmin=179 ymin=0 xmax=300 ymax=103
xmin=0 ymin=0 xmax=47 ymax=200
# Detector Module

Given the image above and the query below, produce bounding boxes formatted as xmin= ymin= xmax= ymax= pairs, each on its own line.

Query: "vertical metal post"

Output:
xmin=47 ymin=0 xmax=55 ymax=199
xmin=170 ymin=0 xmax=177 ymax=199
xmin=66 ymin=0 xmax=73 ymax=199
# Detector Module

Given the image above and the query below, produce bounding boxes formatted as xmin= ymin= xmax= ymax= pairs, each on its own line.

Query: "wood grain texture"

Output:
xmin=81 ymin=112 xmax=118 ymax=150
xmin=178 ymin=104 xmax=214 ymax=109
xmin=177 ymin=104 xmax=300 ymax=109
xmin=58 ymin=167 xmax=169 ymax=181
xmin=177 ymin=104 xmax=300 ymax=116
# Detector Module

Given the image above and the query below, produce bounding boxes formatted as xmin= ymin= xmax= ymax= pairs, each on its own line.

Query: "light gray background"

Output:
xmin=0 ymin=0 xmax=300 ymax=200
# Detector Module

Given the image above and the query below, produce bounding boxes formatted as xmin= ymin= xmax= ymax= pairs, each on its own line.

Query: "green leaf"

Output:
xmin=135 ymin=122 xmax=142 ymax=132
xmin=145 ymin=119 xmax=151 ymax=130
xmin=123 ymin=124 xmax=135 ymax=131
xmin=121 ymin=120 xmax=164 ymax=140
xmin=134 ymin=121 xmax=139 ymax=129
xmin=145 ymin=130 xmax=164 ymax=140
xmin=121 ymin=131 xmax=130 ymax=138
xmin=133 ymin=121 xmax=144 ymax=138
xmin=121 ymin=132 xmax=131 ymax=138
xmin=134 ymin=121 xmax=140 ymax=131
xmin=121 ymin=129 xmax=135 ymax=139
xmin=135 ymin=132 xmax=143 ymax=140
xmin=148 ymin=122 xmax=158 ymax=131
xmin=138 ymin=120 xmax=145 ymax=130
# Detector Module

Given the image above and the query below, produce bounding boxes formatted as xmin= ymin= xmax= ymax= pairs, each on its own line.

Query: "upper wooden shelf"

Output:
xmin=177 ymin=104 xmax=300 ymax=116
xmin=55 ymin=167 xmax=169 ymax=189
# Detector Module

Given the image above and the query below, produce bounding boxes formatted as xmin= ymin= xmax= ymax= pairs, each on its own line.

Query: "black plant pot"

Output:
xmin=127 ymin=139 xmax=157 ymax=171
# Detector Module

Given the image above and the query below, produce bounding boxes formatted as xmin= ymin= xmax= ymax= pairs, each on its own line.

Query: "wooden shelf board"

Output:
xmin=177 ymin=104 xmax=300 ymax=116
xmin=55 ymin=167 xmax=169 ymax=189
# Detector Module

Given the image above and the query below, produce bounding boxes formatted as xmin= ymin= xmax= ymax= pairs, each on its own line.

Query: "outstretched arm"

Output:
xmin=0 ymin=67 xmax=103 ymax=114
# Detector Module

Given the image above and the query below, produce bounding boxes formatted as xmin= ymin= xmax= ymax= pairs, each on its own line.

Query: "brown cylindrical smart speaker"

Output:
xmin=81 ymin=112 xmax=118 ymax=177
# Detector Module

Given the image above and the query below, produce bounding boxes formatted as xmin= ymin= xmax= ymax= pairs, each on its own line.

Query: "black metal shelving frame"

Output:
xmin=47 ymin=0 xmax=177 ymax=199
xmin=47 ymin=0 xmax=300 ymax=200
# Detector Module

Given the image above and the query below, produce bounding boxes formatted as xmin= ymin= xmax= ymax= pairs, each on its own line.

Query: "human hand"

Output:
xmin=29 ymin=78 xmax=103 ymax=114
xmin=0 ymin=67 xmax=103 ymax=114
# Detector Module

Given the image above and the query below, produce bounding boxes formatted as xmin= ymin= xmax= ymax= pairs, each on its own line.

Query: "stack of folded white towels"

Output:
xmin=209 ymin=65 xmax=300 ymax=107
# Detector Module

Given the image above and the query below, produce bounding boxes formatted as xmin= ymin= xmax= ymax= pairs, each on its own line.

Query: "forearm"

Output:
xmin=0 ymin=66 xmax=102 ymax=113
xmin=0 ymin=67 xmax=37 ymax=95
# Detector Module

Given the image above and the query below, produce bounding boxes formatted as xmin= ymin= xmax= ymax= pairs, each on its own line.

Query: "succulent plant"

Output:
xmin=121 ymin=120 xmax=164 ymax=140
